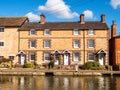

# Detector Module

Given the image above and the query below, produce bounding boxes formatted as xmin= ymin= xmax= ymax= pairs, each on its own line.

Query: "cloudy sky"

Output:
xmin=0 ymin=0 xmax=120 ymax=33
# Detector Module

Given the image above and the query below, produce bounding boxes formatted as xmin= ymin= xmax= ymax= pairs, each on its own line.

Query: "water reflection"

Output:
xmin=0 ymin=75 xmax=119 ymax=90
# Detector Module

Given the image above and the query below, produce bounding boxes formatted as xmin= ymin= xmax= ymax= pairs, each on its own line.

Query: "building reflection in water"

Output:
xmin=0 ymin=75 xmax=120 ymax=90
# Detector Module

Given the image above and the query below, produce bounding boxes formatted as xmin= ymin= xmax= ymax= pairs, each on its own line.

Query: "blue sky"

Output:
xmin=0 ymin=0 xmax=120 ymax=33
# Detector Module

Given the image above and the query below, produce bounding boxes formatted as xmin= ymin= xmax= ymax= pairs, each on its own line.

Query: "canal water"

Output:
xmin=0 ymin=75 xmax=119 ymax=90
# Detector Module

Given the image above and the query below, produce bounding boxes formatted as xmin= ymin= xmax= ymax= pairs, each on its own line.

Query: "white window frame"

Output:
xmin=44 ymin=53 xmax=50 ymax=61
xmin=30 ymin=29 xmax=36 ymax=35
xmin=30 ymin=40 xmax=36 ymax=48
xmin=88 ymin=53 xmax=94 ymax=61
xmin=44 ymin=40 xmax=50 ymax=48
xmin=88 ymin=29 xmax=94 ymax=35
xmin=74 ymin=40 xmax=79 ymax=48
xmin=88 ymin=40 xmax=94 ymax=48
xmin=74 ymin=29 xmax=79 ymax=35
xmin=30 ymin=53 xmax=35 ymax=62
xmin=44 ymin=29 xmax=50 ymax=35
xmin=0 ymin=27 xmax=4 ymax=32
xmin=73 ymin=52 xmax=80 ymax=61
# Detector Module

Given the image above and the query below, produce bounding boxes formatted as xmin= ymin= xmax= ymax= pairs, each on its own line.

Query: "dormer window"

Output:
xmin=44 ymin=29 xmax=50 ymax=35
xmin=30 ymin=29 xmax=36 ymax=35
xmin=88 ymin=29 xmax=94 ymax=35
xmin=0 ymin=27 xmax=4 ymax=32
xmin=74 ymin=29 xmax=79 ymax=35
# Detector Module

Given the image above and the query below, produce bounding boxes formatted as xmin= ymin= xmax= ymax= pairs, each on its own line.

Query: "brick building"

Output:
xmin=109 ymin=21 xmax=120 ymax=70
xmin=17 ymin=14 xmax=110 ymax=66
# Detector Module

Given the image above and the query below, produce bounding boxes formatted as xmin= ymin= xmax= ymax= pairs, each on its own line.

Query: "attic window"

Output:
xmin=74 ymin=29 xmax=79 ymax=35
xmin=30 ymin=29 xmax=36 ymax=35
xmin=88 ymin=29 xmax=94 ymax=35
xmin=44 ymin=29 xmax=50 ymax=35
xmin=0 ymin=27 xmax=4 ymax=32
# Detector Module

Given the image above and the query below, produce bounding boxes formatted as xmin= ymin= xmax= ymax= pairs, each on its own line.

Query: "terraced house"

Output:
xmin=0 ymin=14 xmax=110 ymax=67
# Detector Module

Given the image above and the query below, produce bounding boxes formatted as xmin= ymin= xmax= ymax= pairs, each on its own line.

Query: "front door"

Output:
xmin=20 ymin=54 xmax=25 ymax=65
xmin=64 ymin=54 xmax=69 ymax=65
xmin=99 ymin=54 xmax=104 ymax=65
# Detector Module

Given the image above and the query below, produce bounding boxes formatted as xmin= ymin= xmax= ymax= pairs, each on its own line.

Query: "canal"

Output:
xmin=0 ymin=75 xmax=119 ymax=90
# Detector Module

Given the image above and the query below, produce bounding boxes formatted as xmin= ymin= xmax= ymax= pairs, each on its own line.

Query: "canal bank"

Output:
xmin=0 ymin=68 xmax=120 ymax=76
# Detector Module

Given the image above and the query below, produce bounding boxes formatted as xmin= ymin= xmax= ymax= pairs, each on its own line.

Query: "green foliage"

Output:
xmin=23 ymin=62 xmax=34 ymax=68
xmin=49 ymin=60 xmax=54 ymax=68
xmin=83 ymin=61 xmax=101 ymax=70
xmin=0 ymin=58 xmax=11 ymax=64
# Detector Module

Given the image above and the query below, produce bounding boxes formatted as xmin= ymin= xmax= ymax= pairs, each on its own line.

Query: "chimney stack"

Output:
xmin=101 ymin=14 xmax=105 ymax=23
xmin=111 ymin=20 xmax=116 ymax=38
xmin=40 ymin=13 xmax=45 ymax=24
xmin=80 ymin=14 xmax=85 ymax=24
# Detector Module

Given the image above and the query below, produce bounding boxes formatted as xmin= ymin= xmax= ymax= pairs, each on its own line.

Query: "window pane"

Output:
xmin=44 ymin=40 xmax=50 ymax=48
xmin=88 ymin=53 xmax=94 ymax=60
xmin=88 ymin=29 xmax=94 ymax=35
xmin=73 ymin=53 xmax=80 ymax=61
xmin=74 ymin=29 xmax=79 ymax=35
xmin=0 ymin=27 xmax=4 ymax=32
xmin=74 ymin=40 xmax=79 ymax=48
xmin=9 ymin=56 xmax=14 ymax=60
xmin=0 ymin=42 xmax=4 ymax=46
xmin=30 ymin=53 xmax=35 ymax=61
xmin=44 ymin=29 xmax=50 ymax=35
xmin=44 ymin=53 xmax=50 ymax=61
xmin=88 ymin=40 xmax=94 ymax=48
xmin=30 ymin=40 xmax=36 ymax=48
xmin=30 ymin=29 xmax=36 ymax=35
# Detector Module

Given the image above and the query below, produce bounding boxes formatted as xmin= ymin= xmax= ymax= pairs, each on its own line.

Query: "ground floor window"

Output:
xmin=44 ymin=53 xmax=50 ymax=61
xmin=9 ymin=56 xmax=14 ymax=60
xmin=30 ymin=53 xmax=36 ymax=62
xmin=88 ymin=53 xmax=94 ymax=61
xmin=0 ymin=56 xmax=4 ymax=60
xmin=73 ymin=52 xmax=80 ymax=61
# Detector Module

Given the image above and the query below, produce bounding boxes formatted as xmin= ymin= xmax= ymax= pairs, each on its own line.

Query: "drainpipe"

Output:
xmin=83 ymin=29 xmax=85 ymax=64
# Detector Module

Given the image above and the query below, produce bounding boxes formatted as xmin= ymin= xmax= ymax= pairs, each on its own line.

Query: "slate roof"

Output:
xmin=0 ymin=17 xmax=28 ymax=27
xmin=20 ymin=21 xmax=109 ymax=30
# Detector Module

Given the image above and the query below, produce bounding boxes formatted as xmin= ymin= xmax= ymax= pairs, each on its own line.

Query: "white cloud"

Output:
xmin=25 ymin=12 xmax=39 ymax=21
xmin=38 ymin=0 xmax=79 ymax=18
xmin=83 ymin=10 xmax=94 ymax=19
xmin=110 ymin=0 xmax=120 ymax=9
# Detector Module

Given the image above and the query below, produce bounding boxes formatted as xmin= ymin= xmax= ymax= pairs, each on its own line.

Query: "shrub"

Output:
xmin=83 ymin=61 xmax=101 ymax=70
xmin=49 ymin=60 xmax=54 ymax=68
xmin=23 ymin=62 xmax=34 ymax=68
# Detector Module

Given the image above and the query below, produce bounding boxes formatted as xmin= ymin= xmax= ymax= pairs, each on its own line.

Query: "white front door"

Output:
xmin=21 ymin=54 xmax=25 ymax=65
xmin=99 ymin=54 xmax=104 ymax=65
xmin=64 ymin=54 xmax=69 ymax=65
xmin=54 ymin=59 xmax=59 ymax=65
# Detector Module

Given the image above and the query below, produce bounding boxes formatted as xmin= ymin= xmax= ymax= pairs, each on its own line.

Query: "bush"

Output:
xmin=49 ymin=60 xmax=54 ymax=68
xmin=23 ymin=62 xmax=34 ymax=68
xmin=82 ymin=61 xmax=101 ymax=70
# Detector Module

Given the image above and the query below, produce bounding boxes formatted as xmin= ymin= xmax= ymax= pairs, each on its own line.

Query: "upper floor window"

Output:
xmin=9 ymin=56 xmax=14 ymax=60
xmin=88 ymin=53 xmax=94 ymax=61
xmin=30 ymin=53 xmax=36 ymax=62
xmin=0 ymin=27 xmax=4 ymax=32
xmin=0 ymin=41 xmax=4 ymax=47
xmin=74 ymin=29 xmax=79 ymax=35
xmin=73 ymin=52 xmax=80 ymax=61
xmin=30 ymin=29 xmax=36 ymax=35
xmin=30 ymin=40 xmax=36 ymax=48
xmin=44 ymin=29 xmax=50 ymax=35
xmin=88 ymin=40 xmax=94 ymax=48
xmin=74 ymin=40 xmax=80 ymax=48
xmin=44 ymin=53 xmax=50 ymax=61
xmin=88 ymin=29 xmax=94 ymax=35
xmin=44 ymin=40 xmax=50 ymax=48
